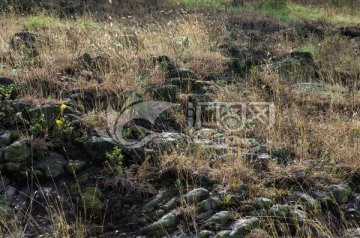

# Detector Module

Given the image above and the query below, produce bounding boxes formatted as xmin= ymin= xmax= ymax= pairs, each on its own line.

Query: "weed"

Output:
xmin=105 ymin=146 xmax=125 ymax=175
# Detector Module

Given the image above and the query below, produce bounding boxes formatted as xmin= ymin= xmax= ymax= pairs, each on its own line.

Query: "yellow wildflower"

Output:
xmin=56 ymin=119 xmax=63 ymax=126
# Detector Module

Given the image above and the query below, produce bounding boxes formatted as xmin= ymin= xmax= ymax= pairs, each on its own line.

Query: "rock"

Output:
xmin=199 ymin=230 xmax=214 ymax=238
xmin=225 ymin=46 xmax=266 ymax=76
xmin=270 ymin=57 xmax=318 ymax=81
xmin=152 ymin=55 xmax=177 ymax=72
xmin=340 ymin=27 xmax=360 ymax=38
xmin=293 ymin=192 xmax=321 ymax=210
xmin=309 ymin=190 xmax=334 ymax=208
xmin=199 ymin=197 xmax=221 ymax=212
xmin=270 ymin=147 xmax=292 ymax=164
xmin=83 ymin=136 xmax=117 ymax=161
xmin=148 ymin=132 xmax=187 ymax=154
xmin=4 ymin=185 xmax=17 ymax=200
xmin=76 ymin=53 xmax=93 ymax=70
xmin=0 ymin=78 xmax=17 ymax=100
xmin=29 ymin=105 xmax=57 ymax=127
xmin=328 ymin=184 xmax=352 ymax=204
xmin=154 ymin=209 xmax=166 ymax=218
xmin=10 ymin=32 xmax=38 ymax=58
xmin=288 ymin=209 xmax=306 ymax=224
xmin=92 ymin=53 xmax=110 ymax=73
xmin=35 ymin=152 xmax=67 ymax=178
xmin=229 ymin=217 xmax=260 ymax=237
xmin=146 ymin=84 xmax=179 ymax=102
xmin=168 ymin=77 xmax=196 ymax=93
xmin=142 ymin=210 xmax=177 ymax=236
xmin=253 ymin=197 xmax=272 ymax=210
xmin=290 ymin=51 xmax=313 ymax=62
xmin=143 ymin=190 xmax=168 ymax=212
xmin=4 ymin=162 xmax=21 ymax=172
xmin=215 ymin=230 xmax=231 ymax=238
xmin=269 ymin=204 xmax=290 ymax=218
xmin=246 ymin=229 xmax=271 ymax=238
xmin=246 ymin=153 xmax=270 ymax=170
xmin=205 ymin=211 xmax=231 ymax=226
xmin=168 ymin=68 xmax=198 ymax=80
xmin=66 ymin=160 xmax=86 ymax=173
xmin=162 ymin=197 xmax=180 ymax=212
xmin=183 ymin=188 xmax=209 ymax=204
xmin=4 ymin=139 xmax=30 ymax=163
xmin=0 ymin=132 xmax=12 ymax=146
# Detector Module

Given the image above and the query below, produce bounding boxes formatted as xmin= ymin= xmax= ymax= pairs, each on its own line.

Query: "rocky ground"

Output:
xmin=1 ymin=0 xmax=360 ymax=237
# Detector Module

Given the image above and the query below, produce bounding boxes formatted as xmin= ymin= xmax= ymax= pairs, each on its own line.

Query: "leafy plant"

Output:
xmin=105 ymin=146 xmax=125 ymax=175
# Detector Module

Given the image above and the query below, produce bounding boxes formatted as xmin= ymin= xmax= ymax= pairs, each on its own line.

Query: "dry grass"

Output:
xmin=1 ymin=0 xmax=360 ymax=236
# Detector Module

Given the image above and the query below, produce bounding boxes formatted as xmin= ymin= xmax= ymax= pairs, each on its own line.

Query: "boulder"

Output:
xmin=142 ymin=210 xmax=177 ymax=236
xmin=183 ymin=188 xmax=209 ymax=204
xmin=205 ymin=210 xmax=231 ymax=226
xmin=269 ymin=204 xmax=290 ymax=218
xmin=328 ymin=184 xmax=352 ymax=204
xmin=229 ymin=217 xmax=260 ymax=237
xmin=66 ymin=160 xmax=86 ymax=173
xmin=253 ymin=197 xmax=272 ymax=209
xmin=83 ymin=136 xmax=117 ymax=161
xmin=10 ymin=32 xmax=38 ymax=58
xmin=168 ymin=68 xmax=198 ymax=80
xmin=4 ymin=139 xmax=30 ymax=163
xmin=35 ymin=152 xmax=67 ymax=178
xmin=293 ymin=192 xmax=321 ymax=210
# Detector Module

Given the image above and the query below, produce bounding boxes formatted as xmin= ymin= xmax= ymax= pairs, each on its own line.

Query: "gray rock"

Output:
xmin=329 ymin=184 xmax=352 ymax=204
xmin=249 ymin=209 xmax=268 ymax=217
xmin=215 ymin=230 xmax=231 ymax=238
xmin=25 ymin=104 xmax=74 ymax=128
xmin=205 ymin=211 xmax=231 ymax=226
xmin=0 ymin=133 xmax=12 ymax=146
xmin=288 ymin=209 xmax=306 ymax=224
xmin=168 ymin=68 xmax=198 ymax=80
xmin=66 ymin=160 xmax=87 ymax=173
xmin=229 ymin=217 xmax=260 ymax=237
xmin=148 ymin=132 xmax=187 ymax=154
xmin=183 ymin=188 xmax=209 ymax=204
xmin=4 ymin=162 xmax=21 ymax=172
xmin=269 ymin=204 xmax=290 ymax=218
xmin=253 ymin=197 xmax=272 ymax=209
xmin=199 ymin=230 xmax=214 ymax=238
xmin=162 ymin=197 xmax=180 ymax=212
xmin=293 ymin=192 xmax=321 ymax=210
xmin=142 ymin=210 xmax=177 ymax=236
xmin=154 ymin=209 xmax=166 ymax=218
xmin=83 ymin=136 xmax=117 ymax=161
xmin=36 ymin=152 xmax=66 ymax=178
xmin=143 ymin=190 xmax=168 ymax=212
xmin=199 ymin=197 xmax=221 ymax=212
xmin=4 ymin=139 xmax=30 ymax=163
xmin=10 ymin=32 xmax=38 ymax=58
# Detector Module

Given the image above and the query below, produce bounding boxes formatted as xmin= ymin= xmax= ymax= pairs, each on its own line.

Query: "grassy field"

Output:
xmin=0 ymin=0 xmax=360 ymax=237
